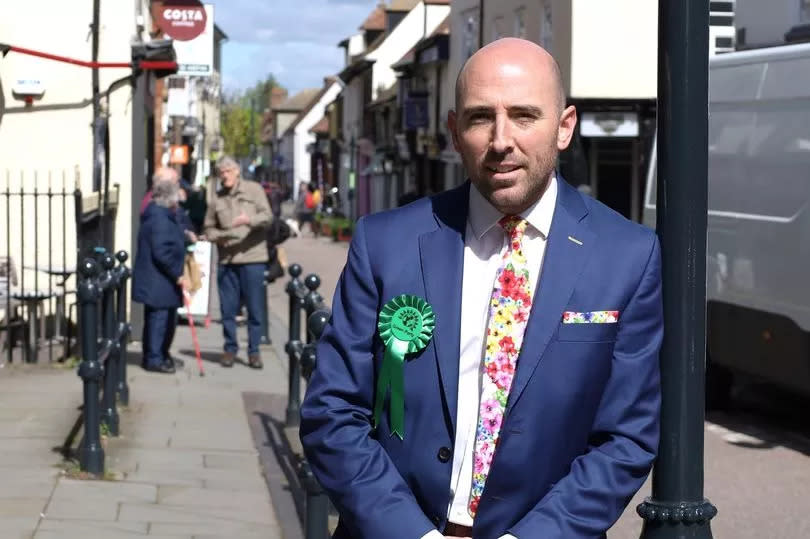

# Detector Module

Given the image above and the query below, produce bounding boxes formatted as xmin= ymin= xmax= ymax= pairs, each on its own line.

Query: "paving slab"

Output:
xmin=0 ymin=516 xmax=41 ymax=539
xmin=117 ymin=502 xmax=276 ymax=526
xmin=149 ymin=520 xmax=280 ymax=538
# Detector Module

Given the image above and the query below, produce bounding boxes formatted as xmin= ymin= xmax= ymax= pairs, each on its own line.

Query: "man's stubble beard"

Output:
xmin=465 ymin=141 xmax=559 ymax=214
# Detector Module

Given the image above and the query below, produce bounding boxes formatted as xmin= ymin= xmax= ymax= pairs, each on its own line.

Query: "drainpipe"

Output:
xmin=91 ymin=0 xmax=102 ymax=193
xmin=478 ymin=0 xmax=484 ymax=48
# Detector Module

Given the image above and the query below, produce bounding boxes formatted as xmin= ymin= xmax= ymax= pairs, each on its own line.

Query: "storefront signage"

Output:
xmin=155 ymin=1 xmax=207 ymax=41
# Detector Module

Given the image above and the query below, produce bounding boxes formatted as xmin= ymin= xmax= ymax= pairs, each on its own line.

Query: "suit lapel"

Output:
xmin=507 ymin=180 xmax=595 ymax=413
xmin=419 ymin=183 xmax=469 ymax=436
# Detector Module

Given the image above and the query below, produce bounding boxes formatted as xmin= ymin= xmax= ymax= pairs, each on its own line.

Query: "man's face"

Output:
xmin=218 ymin=165 xmax=240 ymax=189
xmin=448 ymin=58 xmax=576 ymax=215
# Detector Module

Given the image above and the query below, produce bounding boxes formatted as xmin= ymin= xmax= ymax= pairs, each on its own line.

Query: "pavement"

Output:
xmin=0 ymin=232 xmax=349 ymax=539
xmin=3 ymin=231 xmax=810 ymax=538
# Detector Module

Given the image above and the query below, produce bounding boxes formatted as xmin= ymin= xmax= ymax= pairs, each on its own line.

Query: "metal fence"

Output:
xmin=284 ymin=264 xmax=332 ymax=539
xmin=76 ymin=249 xmax=131 ymax=474
xmin=1 ymin=171 xmax=77 ymax=364
xmin=0 ymin=170 xmax=119 ymax=365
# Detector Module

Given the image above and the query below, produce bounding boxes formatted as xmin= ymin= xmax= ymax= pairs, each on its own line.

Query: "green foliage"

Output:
xmin=221 ymin=74 xmax=283 ymax=158
xmin=221 ymin=105 xmax=259 ymax=158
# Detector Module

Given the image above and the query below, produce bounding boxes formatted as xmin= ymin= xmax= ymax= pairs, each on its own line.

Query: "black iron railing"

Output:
xmin=284 ymin=263 xmax=331 ymax=539
xmin=76 ymin=249 xmax=130 ymax=475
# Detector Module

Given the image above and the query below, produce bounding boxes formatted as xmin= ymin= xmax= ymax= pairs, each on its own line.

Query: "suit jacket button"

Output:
xmin=437 ymin=446 xmax=452 ymax=463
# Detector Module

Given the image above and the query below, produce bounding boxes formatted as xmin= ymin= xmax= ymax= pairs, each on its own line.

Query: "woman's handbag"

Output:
xmin=183 ymin=252 xmax=202 ymax=293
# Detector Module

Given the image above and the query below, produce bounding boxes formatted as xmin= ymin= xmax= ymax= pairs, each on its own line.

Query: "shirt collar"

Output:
xmin=468 ymin=174 xmax=558 ymax=240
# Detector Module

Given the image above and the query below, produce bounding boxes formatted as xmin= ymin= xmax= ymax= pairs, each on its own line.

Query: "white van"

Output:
xmin=643 ymin=43 xmax=810 ymax=404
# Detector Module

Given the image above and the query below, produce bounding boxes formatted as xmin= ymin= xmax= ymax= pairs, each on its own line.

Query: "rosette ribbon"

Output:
xmin=374 ymin=294 xmax=435 ymax=440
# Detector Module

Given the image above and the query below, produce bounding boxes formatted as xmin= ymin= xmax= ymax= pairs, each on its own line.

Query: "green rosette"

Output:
xmin=374 ymin=294 xmax=435 ymax=440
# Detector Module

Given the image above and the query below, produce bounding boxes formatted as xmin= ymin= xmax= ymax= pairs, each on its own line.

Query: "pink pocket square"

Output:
xmin=563 ymin=311 xmax=619 ymax=324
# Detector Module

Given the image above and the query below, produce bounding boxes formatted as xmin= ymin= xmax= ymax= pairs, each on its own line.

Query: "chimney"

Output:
xmin=270 ymin=87 xmax=288 ymax=109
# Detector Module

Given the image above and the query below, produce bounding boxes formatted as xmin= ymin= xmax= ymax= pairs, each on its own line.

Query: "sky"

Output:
xmin=210 ymin=0 xmax=381 ymax=97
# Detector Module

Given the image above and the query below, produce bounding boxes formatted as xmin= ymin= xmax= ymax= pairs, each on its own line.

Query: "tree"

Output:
xmin=221 ymin=105 xmax=257 ymax=158
xmin=220 ymin=75 xmax=281 ymax=158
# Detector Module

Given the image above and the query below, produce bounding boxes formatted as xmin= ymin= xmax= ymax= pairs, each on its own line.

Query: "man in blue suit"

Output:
xmin=300 ymin=38 xmax=662 ymax=539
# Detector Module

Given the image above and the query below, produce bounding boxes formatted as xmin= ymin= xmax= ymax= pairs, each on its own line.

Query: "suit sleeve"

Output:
xmin=509 ymin=234 xmax=663 ymax=539
xmin=299 ymin=218 xmax=437 ymax=539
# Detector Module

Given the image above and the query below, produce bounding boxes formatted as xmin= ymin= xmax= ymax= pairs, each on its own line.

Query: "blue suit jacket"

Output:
xmin=300 ymin=178 xmax=662 ymax=539
xmin=132 ymin=203 xmax=186 ymax=309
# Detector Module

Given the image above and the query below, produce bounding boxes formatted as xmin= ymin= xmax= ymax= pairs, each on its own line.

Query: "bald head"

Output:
xmin=455 ymin=38 xmax=565 ymax=115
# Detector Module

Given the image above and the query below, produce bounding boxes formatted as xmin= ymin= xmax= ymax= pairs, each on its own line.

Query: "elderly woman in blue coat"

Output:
xmin=132 ymin=172 xmax=188 ymax=373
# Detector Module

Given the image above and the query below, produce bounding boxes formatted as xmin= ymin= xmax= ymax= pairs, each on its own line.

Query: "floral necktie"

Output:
xmin=469 ymin=215 xmax=533 ymax=517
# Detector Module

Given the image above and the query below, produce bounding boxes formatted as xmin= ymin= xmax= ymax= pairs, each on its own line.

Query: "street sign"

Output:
xmin=178 ymin=240 xmax=213 ymax=319
xmin=172 ymin=4 xmax=214 ymax=76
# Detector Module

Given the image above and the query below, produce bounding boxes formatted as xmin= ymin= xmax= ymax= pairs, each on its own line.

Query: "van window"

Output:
xmin=760 ymin=57 xmax=810 ymax=100
xmin=707 ymin=109 xmax=756 ymax=214
xmin=709 ymin=63 xmax=762 ymax=103
xmin=743 ymin=104 xmax=810 ymax=218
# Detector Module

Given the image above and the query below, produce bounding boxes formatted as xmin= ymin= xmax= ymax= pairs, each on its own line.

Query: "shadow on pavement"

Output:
xmin=706 ymin=380 xmax=810 ymax=457
xmin=243 ymin=391 xmax=305 ymax=539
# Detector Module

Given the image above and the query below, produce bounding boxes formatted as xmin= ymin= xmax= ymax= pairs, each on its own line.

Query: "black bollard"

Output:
xmin=77 ymin=258 xmax=105 ymax=474
xmin=261 ymin=268 xmax=272 ymax=345
xmin=285 ymin=264 xmax=305 ymax=427
xmin=99 ymin=253 xmax=119 ymax=437
xmin=115 ymin=251 xmax=130 ymax=406
xmin=299 ymin=459 xmax=330 ymax=539
xmin=302 ymin=309 xmax=330 ymax=380
xmin=303 ymin=274 xmax=324 ymax=333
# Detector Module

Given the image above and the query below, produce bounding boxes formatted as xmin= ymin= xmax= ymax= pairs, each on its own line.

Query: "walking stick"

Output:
xmin=183 ymin=291 xmax=205 ymax=377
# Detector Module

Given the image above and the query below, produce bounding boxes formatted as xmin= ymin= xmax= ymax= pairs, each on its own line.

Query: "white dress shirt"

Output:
xmin=423 ymin=177 xmax=557 ymax=539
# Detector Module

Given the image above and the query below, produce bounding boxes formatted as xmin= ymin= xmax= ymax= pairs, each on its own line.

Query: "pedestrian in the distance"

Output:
xmin=295 ymin=180 xmax=317 ymax=236
xmin=132 ymin=173 xmax=189 ymax=374
xmin=203 ymin=155 xmax=273 ymax=369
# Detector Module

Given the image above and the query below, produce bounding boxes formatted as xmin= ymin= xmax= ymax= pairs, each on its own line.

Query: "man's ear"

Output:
xmin=448 ymin=109 xmax=461 ymax=152
xmin=557 ymin=105 xmax=577 ymax=151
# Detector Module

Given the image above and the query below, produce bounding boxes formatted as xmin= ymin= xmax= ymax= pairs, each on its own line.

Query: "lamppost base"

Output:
xmin=638 ymin=497 xmax=717 ymax=539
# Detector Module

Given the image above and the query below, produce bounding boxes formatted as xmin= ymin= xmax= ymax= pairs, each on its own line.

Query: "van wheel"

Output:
xmin=706 ymin=355 xmax=733 ymax=411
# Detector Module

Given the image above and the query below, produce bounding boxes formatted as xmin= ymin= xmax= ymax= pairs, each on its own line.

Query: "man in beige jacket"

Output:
xmin=204 ymin=155 xmax=272 ymax=368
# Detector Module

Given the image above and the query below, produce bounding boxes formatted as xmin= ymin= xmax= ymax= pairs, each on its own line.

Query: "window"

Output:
xmin=492 ymin=17 xmax=505 ymax=42
xmin=514 ymin=8 xmax=527 ymax=39
xmin=462 ymin=8 xmax=479 ymax=60
xmin=541 ymin=1 xmax=553 ymax=51
xmin=802 ymin=0 xmax=810 ymax=22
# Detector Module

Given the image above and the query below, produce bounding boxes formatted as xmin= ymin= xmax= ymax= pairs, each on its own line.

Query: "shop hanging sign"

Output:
xmin=155 ymin=0 xmax=208 ymax=41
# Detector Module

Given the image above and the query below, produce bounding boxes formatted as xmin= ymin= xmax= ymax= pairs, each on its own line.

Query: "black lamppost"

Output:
xmin=348 ymin=135 xmax=356 ymax=222
xmin=637 ymin=1 xmax=717 ymax=537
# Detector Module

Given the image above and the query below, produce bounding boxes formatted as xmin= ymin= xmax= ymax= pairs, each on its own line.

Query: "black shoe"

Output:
xmin=143 ymin=362 xmax=176 ymax=374
xmin=168 ymin=357 xmax=185 ymax=368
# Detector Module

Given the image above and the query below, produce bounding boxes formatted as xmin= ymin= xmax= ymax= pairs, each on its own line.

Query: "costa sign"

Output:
xmin=155 ymin=1 xmax=207 ymax=41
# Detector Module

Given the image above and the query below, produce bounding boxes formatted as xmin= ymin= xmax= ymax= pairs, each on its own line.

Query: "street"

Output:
xmin=276 ymin=233 xmax=810 ymax=538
